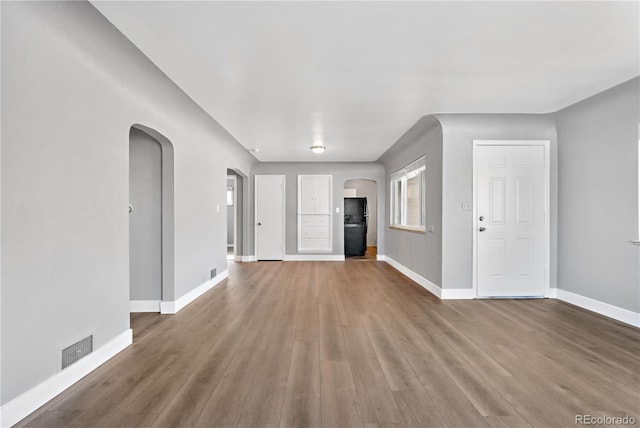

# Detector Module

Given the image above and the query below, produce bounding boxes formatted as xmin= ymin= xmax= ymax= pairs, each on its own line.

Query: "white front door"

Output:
xmin=255 ymin=175 xmax=285 ymax=260
xmin=476 ymin=143 xmax=547 ymax=297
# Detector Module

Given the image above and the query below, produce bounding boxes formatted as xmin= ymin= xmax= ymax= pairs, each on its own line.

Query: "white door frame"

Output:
xmin=254 ymin=175 xmax=286 ymax=260
xmin=472 ymin=140 xmax=551 ymax=298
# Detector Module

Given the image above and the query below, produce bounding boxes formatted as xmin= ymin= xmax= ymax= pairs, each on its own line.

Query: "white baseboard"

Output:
xmin=234 ymin=255 xmax=242 ymax=262
xmin=240 ymin=255 xmax=256 ymax=262
xmin=376 ymin=254 xmax=386 ymax=261
xmin=284 ymin=254 xmax=346 ymax=261
xmin=379 ymin=256 xmax=639 ymax=327
xmin=1 ymin=329 xmax=133 ymax=428
xmin=555 ymin=289 xmax=640 ymax=328
xmin=383 ymin=256 xmax=442 ymax=298
xmin=160 ymin=270 xmax=229 ymax=314
xmin=129 ymin=300 xmax=160 ymax=313
xmin=440 ymin=288 xmax=475 ymax=299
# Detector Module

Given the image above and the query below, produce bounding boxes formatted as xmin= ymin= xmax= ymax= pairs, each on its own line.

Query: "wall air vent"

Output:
xmin=61 ymin=335 xmax=93 ymax=369
xmin=210 ymin=268 xmax=217 ymax=279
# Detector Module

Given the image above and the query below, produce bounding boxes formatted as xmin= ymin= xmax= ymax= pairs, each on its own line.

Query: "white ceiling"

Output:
xmin=92 ymin=1 xmax=639 ymax=162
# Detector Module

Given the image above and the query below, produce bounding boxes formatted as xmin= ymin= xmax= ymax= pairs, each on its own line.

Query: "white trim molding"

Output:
xmin=240 ymin=255 xmax=256 ymax=262
xmin=383 ymin=256 xmax=442 ymax=298
xmin=381 ymin=256 xmax=639 ymax=326
xmin=160 ymin=269 xmax=229 ymax=314
xmin=129 ymin=300 xmax=160 ymax=313
xmin=284 ymin=254 xmax=345 ymax=262
xmin=555 ymin=289 xmax=640 ymax=328
xmin=1 ymin=329 xmax=133 ymax=428
xmin=376 ymin=254 xmax=386 ymax=261
xmin=440 ymin=288 xmax=475 ymax=300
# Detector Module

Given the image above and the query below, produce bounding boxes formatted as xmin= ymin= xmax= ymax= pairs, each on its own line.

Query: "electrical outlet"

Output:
xmin=461 ymin=201 xmax=472 ymax=211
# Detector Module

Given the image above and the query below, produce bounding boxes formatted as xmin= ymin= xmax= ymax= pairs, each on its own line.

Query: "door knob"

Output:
xmin=479 ymin=227 xmax=486 ymax=232
xmin=258 ymin=222 xmax=262 ymax=226
xmin=479 ymin=216 xmax=484 ymax=221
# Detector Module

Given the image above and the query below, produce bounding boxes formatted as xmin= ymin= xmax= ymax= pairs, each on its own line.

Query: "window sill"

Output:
xmin=389 ymin=225 xmax=426 ymax=234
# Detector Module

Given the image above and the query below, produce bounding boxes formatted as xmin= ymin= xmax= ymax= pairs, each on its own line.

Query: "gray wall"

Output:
xmin=379 ymin=114 xmax=558 ymax=290
xmin=437 ymin=114 xmax=558 ymax=290
xmin=379 ymin=117 xmax=444 ymax=286
xmin=555 ymin=77 xmax=639 ymax=313
xmin=344 ymin=179 xmax=378 ymax=246
xmin=251 ymin=163 xmax=385 ymax=257
xmin=129 ymin=128 xmax=162 ymax=301
xmin=1 ymin=1 xmax=255 ymax=405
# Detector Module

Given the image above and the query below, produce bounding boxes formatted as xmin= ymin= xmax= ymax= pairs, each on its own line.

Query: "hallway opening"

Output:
xmin=129 ymin=125 xmax=175 ymax=313
xmin=343 ymin=179 xmax=377 ymax=259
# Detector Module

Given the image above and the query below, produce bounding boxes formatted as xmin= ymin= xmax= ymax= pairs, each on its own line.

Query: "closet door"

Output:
xmin=298 ymin=175 xmax=332 ymax=252
xmin=299 ymin=175 xmax=317 ymax=213
xmin=314 ymin=176 xmax=331 ymax=214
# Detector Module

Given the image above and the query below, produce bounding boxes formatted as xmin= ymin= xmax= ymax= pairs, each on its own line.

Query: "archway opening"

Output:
xmin=343 ymin=179 xmax=377 ymax=260
xmin=129 ymin=124 xmax=174 ymax=312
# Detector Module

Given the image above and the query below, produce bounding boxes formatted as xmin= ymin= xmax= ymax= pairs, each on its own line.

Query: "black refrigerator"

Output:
xmin=344 ymin=197 xmax=367 ymax=257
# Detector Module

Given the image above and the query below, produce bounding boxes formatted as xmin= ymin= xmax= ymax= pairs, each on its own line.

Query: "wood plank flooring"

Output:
xmin=17 ymin=261 xmax=640 ymax=428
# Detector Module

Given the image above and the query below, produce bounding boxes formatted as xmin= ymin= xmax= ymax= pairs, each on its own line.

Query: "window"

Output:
xmin=390 ymin=156 xmax=426 ymax=232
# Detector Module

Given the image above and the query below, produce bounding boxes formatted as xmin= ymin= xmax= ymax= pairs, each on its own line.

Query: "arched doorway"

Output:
xmin=129 ymin=125 xmax=174 ymax=312
xmin=343 ymin=179 xmax=377 ymax=259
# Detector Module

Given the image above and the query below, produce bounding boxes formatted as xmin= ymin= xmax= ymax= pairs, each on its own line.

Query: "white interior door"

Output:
xmin=476 ymin=143 xmax=547 ymax=297
xmin=256 ymin=175 xmax=285 ymax=260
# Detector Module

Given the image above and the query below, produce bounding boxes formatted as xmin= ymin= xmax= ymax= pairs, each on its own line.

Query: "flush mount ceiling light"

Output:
xmin=310 ymin=145 xmax=326 ymax=154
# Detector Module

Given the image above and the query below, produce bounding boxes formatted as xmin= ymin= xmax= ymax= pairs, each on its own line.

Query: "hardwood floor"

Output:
xmin=17 ymin=261 xmax=640 ymax=427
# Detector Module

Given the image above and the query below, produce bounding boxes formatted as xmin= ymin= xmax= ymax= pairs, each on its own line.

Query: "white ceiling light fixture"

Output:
xmin=310 ymin=145 xmax=326 ymax=154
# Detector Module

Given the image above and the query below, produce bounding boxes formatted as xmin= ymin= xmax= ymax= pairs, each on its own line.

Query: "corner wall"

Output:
xmin=1 ymin=1 xmax=255 ymax=409
xmin=437 ymin=114 xmax=558 ymax=291
xmin=554 ymin=77 xmax=639 ymax=313
xmin=378 ymin=113 xmax=558 ymax=294
xmin=379 ymin=116 xmax=443 ymax=287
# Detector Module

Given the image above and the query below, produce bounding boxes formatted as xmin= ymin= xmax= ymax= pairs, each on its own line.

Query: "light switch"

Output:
xmin=216 ymin=204 xmax=220 ymax=213
xmin=427 ymin=225 xmax=435 ymax=233
xmin=461 ymin=201 xmax=472 ymax=211
xmin=336 ymin=207 xmax=340 ymax=213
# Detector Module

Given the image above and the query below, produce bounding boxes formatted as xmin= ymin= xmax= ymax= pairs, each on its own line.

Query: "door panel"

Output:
xmin=299 ymin=176 xmax=316 ymax=213
xmin=477 ymin=145 xmax=545 ymax=297
xmin=314 ymin=176 xmax=331 ymax=214
xmin=256 ymin=175 xmax=284 ymax=260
